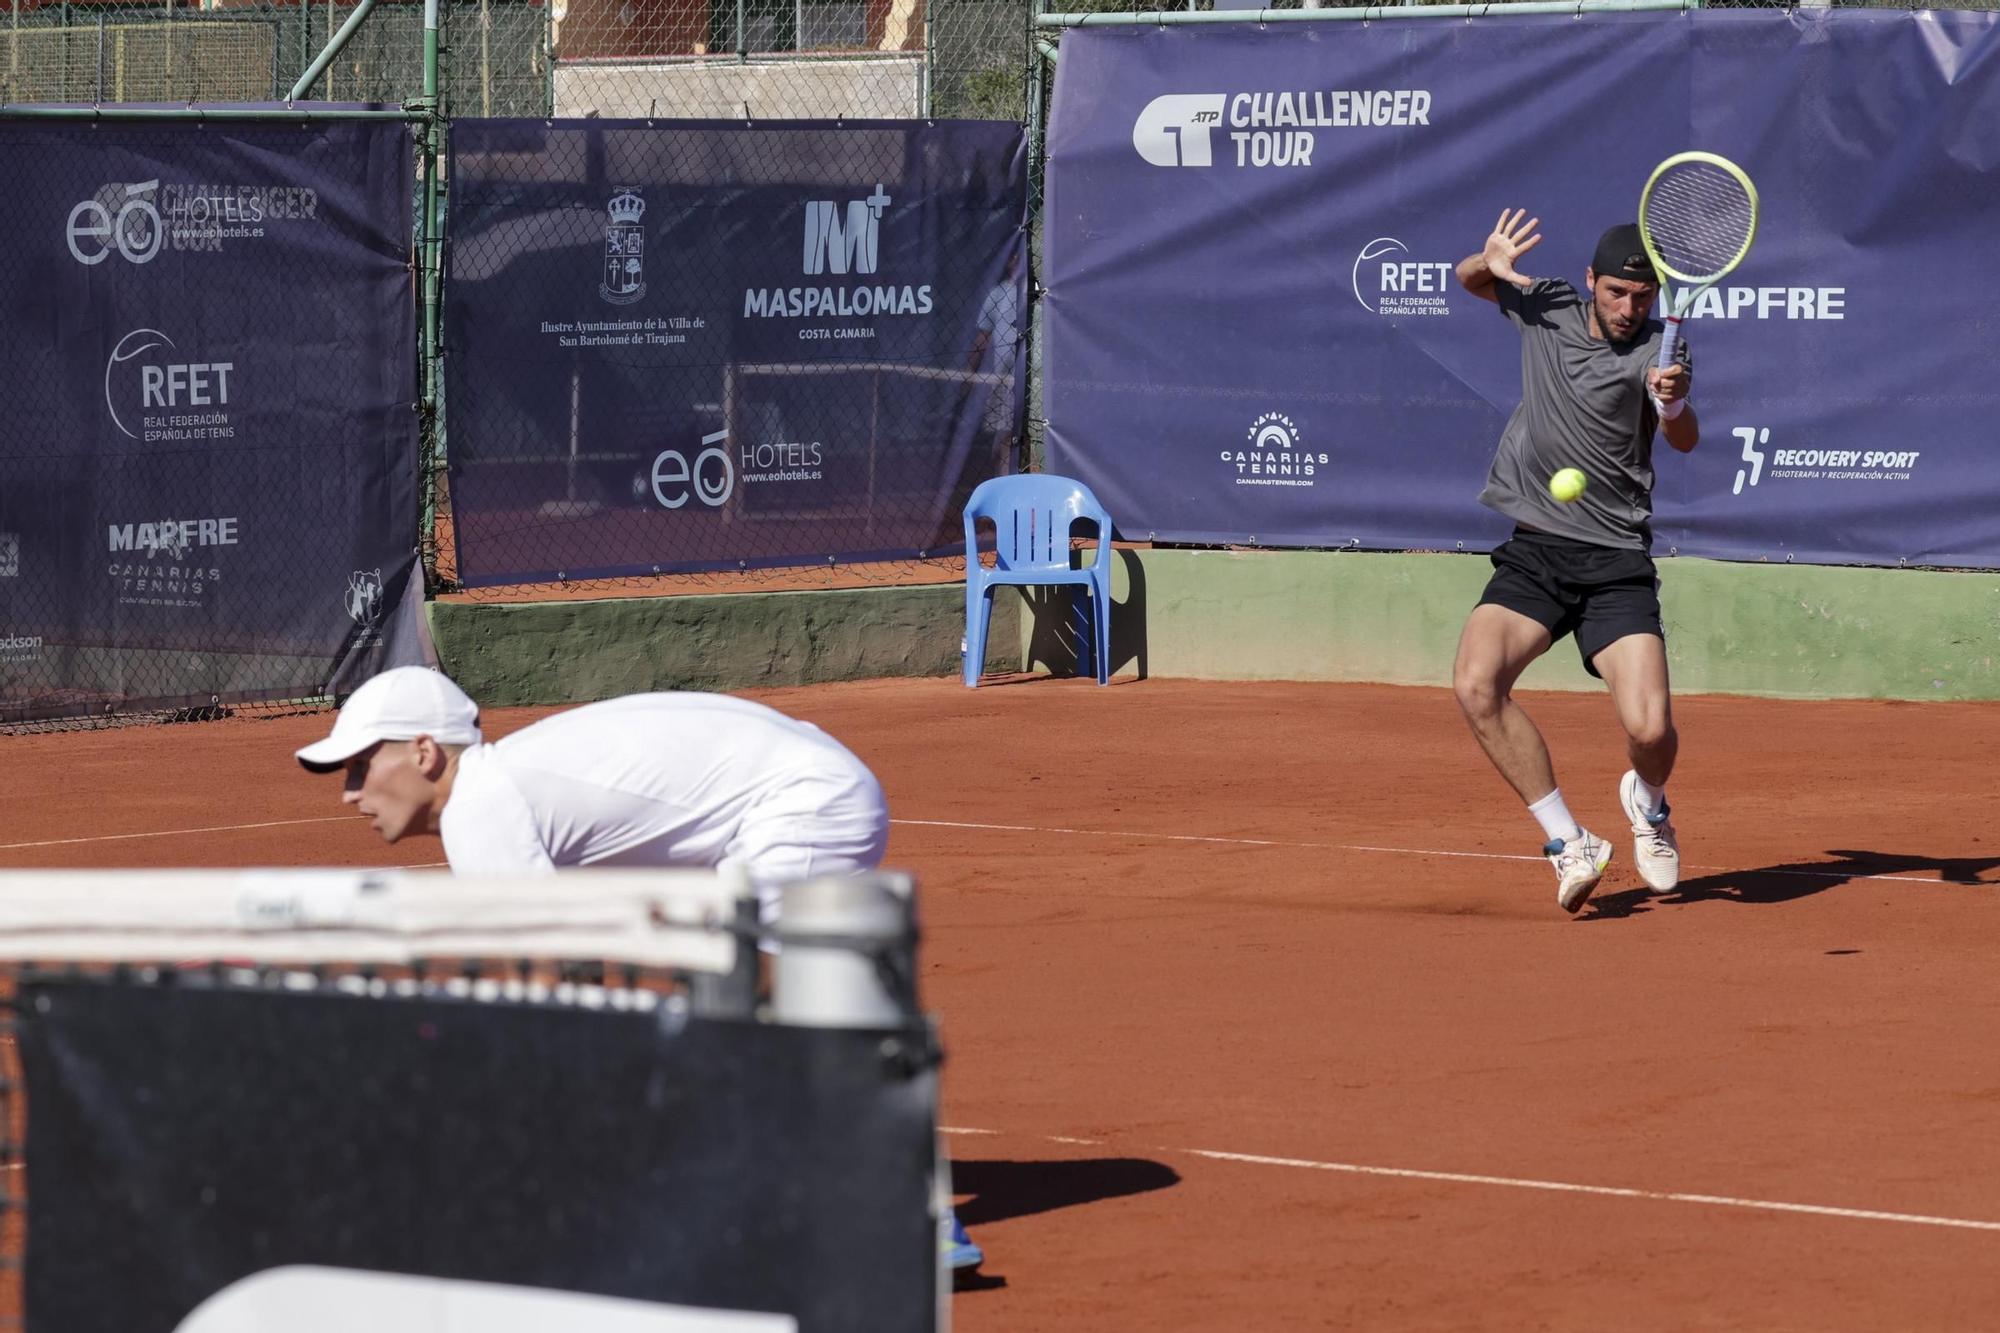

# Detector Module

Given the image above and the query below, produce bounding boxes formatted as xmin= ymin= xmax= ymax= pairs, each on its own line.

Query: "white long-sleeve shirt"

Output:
xmin=438 ymin=693 xmax=888 ymax=891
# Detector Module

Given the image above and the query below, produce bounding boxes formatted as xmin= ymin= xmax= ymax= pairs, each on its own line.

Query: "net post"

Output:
xmin=772 ymin=872 xmax=919 ymax=1028
xmin=687 ymin=897 xmax=760 ymax=1019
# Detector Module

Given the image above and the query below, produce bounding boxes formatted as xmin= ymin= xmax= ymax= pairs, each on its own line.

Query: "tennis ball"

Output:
xmin=1549 ymin=468 xmax=1588 ymax=504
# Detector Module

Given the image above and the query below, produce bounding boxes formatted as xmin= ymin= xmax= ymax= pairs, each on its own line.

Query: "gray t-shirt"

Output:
xmin=1477 ymin=276 xmax=1692 ymax=550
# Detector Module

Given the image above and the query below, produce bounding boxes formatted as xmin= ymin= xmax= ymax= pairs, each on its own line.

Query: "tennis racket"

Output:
xmin=1637 ymin=152 xmax=1760 ymax=405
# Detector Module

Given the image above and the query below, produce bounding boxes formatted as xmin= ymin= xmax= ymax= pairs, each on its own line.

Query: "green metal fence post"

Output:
xmin=290 ymin=0 xmax=381 ymax=101
xmin=418 ymin=0 xmax=444 ymax=587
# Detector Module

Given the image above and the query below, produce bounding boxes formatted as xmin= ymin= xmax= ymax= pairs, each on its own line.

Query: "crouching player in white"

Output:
xmin=295 ymin=665 xmax=984 ymax=1274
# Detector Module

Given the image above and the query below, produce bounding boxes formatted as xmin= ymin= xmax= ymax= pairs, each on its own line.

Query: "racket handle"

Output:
xmin=1653 ymin=316 xmax=1686 ymax=420
xmin=1655 ymin=315 xmax=1681 ymax=371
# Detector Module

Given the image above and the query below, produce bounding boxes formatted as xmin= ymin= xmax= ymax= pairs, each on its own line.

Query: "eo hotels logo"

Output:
xmin=1224 ymin=412 xmax=1326 ymax=488
xmin=647 ymin=429 xmax=735 ymax=509
xmin=67 ymin=180 xmax=315 ymax=262
xmin=67 ymin=181 xmax=163 ymax=265
xmin=600 ymin=188 xmax=647 ymax=306
xmin=743 ymin=187 xmax=933 ymax=321
xmin=1135 ymin=88 xmax=1431 ymax=169
xmin=1730 ymin=426 xmax=1919 ymax=495
xmin=105 ymin=329 xmax=236 ymax=443
xmin=1352 ymin=238 xmax=1454 ymax=317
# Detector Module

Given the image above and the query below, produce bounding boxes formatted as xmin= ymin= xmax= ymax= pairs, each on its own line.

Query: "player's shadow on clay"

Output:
xmin=1583 ymin=848 xmax=2000 ymax=920
xmin=949 ymin=1156 xmax=1180 ymax=1291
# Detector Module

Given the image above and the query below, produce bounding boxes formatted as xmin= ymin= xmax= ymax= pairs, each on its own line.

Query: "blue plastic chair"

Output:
xmin=962 ymin=474 xmax=1114 ymax=687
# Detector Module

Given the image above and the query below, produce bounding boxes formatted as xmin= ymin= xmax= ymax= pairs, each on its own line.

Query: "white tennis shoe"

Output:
xmin=1545 ymin=828 xmax=1614 ymax=914
xmin=1619 ymin=770 xmax=1681 ymax=892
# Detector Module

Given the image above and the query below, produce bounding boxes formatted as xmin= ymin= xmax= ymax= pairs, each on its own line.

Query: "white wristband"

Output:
xmin=1653 ymin=394 xmax=1686 ymax=421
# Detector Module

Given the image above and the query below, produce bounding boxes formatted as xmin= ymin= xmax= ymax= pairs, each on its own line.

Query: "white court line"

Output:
xmin=0 ymin=813 xmax=1965 ymax=888
xmin=893 ymin=818 xmax=1969 ymax=886
xmin=0 ymin=815 xmax=353 ymax=852
xmin=1183 ymin=1148 xmax=2000 ymax=1234
xmin=940 ymin=1127 xmax=2000 ymax=1235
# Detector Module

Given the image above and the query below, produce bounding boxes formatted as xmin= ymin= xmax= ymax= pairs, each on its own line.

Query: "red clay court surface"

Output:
xmin=5 ymin=678 xmax=2000 ymax=1330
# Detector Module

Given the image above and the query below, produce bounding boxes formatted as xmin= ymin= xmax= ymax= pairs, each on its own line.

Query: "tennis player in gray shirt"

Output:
xmin=1451 ymin=210 xmax=1697 ymax=915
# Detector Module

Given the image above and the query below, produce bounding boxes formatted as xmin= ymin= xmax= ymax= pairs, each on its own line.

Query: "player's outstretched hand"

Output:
xmin=1484 ymin=208 xmax=1542 ymax=288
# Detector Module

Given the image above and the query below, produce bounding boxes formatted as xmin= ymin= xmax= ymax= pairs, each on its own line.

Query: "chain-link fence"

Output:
xmin=437 ymin=118 xmax=1025 ymax=593
xmin=0 ymin=117 xmax=422 ymax=729
xmin=9 ymin=0 xmax=1994 ymax=645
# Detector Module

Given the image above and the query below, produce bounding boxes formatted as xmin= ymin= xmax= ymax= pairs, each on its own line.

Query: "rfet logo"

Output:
xmin=104 ymin=329 xmax=234 ymax=441
xmin=1351 ymin=238 xmax=1455 ymax=318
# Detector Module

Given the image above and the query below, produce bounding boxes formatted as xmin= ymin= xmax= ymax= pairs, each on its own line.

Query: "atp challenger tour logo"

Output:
xmin=600 ymin=188 xmax=647 ymax=305
xmin=1134 ymin=87 xmax=1432 ymax=169
xmin=1730 ymin=426 xmax=1919 ymax=495
xmin=1352 ymin=238 xmax=1454 ymax=317
xmin=742 ymin=185 xmax=933 ymax=322
xmin=1224 ymin=412 xmax=1326 ymax=488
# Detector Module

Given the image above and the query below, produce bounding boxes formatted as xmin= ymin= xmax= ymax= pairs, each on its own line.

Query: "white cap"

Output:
xmin=295 ymin=667 xmax=482 ymax=773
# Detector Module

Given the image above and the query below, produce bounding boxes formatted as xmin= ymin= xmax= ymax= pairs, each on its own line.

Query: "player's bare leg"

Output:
xmin=1453 ymin=603 xmax=1557 ymax=799
xmin=1454 ymin=603 xmax=1611 ymax=912
xmin=1594 ymin=632 xmax=1681 ymax=891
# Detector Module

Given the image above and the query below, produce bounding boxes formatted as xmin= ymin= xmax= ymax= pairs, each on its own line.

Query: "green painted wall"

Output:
xmin=1020 ymin=548 xmax=2000 ymax=700
xmin=427 ymin=550 xmax=2000 ymax=705
xmin=430 ymin=583 xmax=1012 ymax=706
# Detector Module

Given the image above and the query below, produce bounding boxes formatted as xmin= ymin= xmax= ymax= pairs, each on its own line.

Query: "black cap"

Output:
xmin=1591 ymin=224 xmax=1655 ymax=284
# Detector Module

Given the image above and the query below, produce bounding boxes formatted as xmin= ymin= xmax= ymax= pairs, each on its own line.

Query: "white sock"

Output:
xmin=1632 ymin=774 xmax=1666 ymax=817
xmin=1527 ymin=789 xmax=1582 ymax=845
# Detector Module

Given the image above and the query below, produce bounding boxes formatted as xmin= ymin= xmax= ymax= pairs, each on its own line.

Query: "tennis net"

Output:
xmin=0 ymin=867 xmax=945 ymax=1332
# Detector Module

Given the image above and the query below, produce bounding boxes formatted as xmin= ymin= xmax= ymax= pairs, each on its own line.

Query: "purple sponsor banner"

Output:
xmin=1045 ymin=10 xmax=2000 ymax=567
xmin=0 ymin=120 xmax=423 ymax=720
xmin=445 ymin=120 xmax=1027 ymax=586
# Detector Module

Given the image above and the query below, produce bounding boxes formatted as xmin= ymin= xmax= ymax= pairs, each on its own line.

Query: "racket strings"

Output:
xmin=1643 ymin=163 xmax=1754 ymax=281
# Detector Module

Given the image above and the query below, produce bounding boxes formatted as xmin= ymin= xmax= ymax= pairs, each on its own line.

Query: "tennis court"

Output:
xmin=7 ymin=676 xmax=1997 ymax=1330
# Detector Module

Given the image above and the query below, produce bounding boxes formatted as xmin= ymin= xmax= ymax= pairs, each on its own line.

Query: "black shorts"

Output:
xmin=1477 ymin=528 xmax=1663 ymax=678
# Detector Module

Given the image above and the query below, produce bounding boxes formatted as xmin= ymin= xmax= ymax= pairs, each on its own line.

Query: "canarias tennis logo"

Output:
xmin=1222 ymin=412 xmax=1327 ymax=488
xmin=1135 ymin=89 xmax=1432 ymax=169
